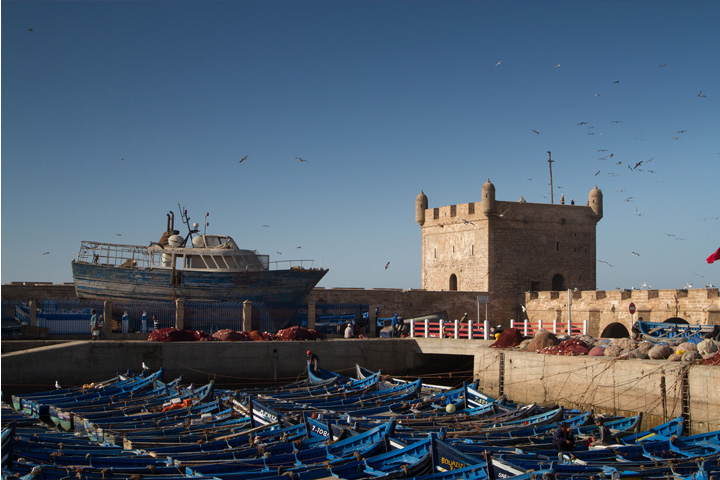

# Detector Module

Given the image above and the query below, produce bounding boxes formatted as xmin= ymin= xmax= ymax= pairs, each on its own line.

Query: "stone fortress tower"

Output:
xmin=416 ymin=180 xmax=603 ymax=323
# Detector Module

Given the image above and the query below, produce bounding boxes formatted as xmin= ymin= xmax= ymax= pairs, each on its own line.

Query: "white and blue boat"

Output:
xmin=71 ymin=210 xmax=327 ymax=303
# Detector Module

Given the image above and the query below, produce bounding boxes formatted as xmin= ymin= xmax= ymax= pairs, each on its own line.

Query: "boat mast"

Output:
xmin=178 ymin=204 xmax=200 ymax=247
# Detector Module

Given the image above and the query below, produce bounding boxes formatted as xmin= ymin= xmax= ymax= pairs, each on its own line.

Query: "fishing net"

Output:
xmin=489 ymin=328 xmax=524 ymax=348
xmin=540 ymin=338 xmax=589 ymax=356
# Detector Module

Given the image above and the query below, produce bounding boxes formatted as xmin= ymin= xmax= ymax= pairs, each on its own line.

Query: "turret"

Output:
xmin=415 ymin=190 xmax=428 ymax=226
xmin=589 ymin=185 xmax=603 ymax=219
xmin=481 ymin=179 xmax=496 ymax=216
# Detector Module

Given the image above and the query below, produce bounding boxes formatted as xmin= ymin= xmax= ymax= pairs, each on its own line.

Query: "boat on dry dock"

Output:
xmin=71 ymin=209 xmax=328 ymax=303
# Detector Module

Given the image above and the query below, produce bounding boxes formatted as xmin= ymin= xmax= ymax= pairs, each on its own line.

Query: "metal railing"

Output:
xmin=76 ymin=241 xmax=152 ymax=268
xmin=410 ymin=319 xmax=490 ymax=339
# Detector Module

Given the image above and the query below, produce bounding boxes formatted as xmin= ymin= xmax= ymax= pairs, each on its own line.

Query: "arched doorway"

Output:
xmin=601 ymin=322 xmax=630 ymax=338
xmin=449 ymin=274 xmax=458 ymax=291
xmin=664 ymin=317 xmax=688 ymax=325
xmin=551 ymin=274 xmax=565 ymax=291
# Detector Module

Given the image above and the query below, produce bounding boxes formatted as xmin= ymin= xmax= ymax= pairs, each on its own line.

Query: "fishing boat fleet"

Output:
xmin=3 ymin=363 xmax=719 ymax=480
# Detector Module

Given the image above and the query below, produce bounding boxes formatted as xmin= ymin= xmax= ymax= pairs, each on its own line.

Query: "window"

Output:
xmin=468 ymin=203 xmax=475 ymax=215
xmin=552 ymin=274 xmax=565 ymax=291
xmin=449 ymin=274 xmax=458 ymax=291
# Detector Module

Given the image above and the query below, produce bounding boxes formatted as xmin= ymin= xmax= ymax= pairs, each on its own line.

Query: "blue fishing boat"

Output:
xmin=71 ymin=209 xmax=327 ymax=303
xmin=637 ymin=319 xmax=715 ymax=344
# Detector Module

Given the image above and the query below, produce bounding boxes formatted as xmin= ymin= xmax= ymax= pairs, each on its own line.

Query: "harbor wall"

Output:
xmin=4 ymin=284 xmax=719 ymax=337
xmin=3 ymin=338 xmax=717 ymax=434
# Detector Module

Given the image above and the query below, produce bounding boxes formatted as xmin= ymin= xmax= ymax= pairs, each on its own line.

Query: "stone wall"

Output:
xmin=524 ymin=288 xmax=720 ymax=336
xmin=307 ymin=288 xmax=487 ymax=325
xmin=466 ymin=345 xmax=719 ymax=434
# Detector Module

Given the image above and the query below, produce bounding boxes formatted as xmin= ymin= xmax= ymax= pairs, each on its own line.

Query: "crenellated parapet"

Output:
xmin=524 ymin=288 xmax=720 ymax=338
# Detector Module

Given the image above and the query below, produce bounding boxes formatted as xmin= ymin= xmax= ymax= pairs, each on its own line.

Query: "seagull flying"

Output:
xmin=461 ymin=219 xmax=475 ymax=226
xmin=43 ymin=251 xmax=50 ymax=255
xmin=631 ymin=251 xmax=640 ymax=256
xmin=296 ymin=157 xmax=309 ymax=162
xmin=239 ymin=155 xmax=248 ymax=163
xmin=532 ymin=130 xmax=540 ymax=135
xmin=554 ymin=63 xmax=561 ymax=69
xmin=494 ymin=60 xmax=502 ymax=67
xmin=599 ymin=260 xmax=615 ymax=267
xmin=384 ymin=262 xmax=390 ymax=270
xmin=698 ymin=91 xmax=706 ymax=98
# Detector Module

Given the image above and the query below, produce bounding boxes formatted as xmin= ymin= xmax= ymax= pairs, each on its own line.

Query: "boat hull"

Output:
xmin=71 ymin=261 xmax=327 ymax=303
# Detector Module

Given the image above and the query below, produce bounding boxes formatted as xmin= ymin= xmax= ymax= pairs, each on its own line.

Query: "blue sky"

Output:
xmin=2 ymin=0 xmax=718 ymax=291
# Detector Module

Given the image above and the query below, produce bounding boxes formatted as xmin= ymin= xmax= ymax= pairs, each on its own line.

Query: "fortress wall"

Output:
xmin=525 ymin=288 xmax=720 ymax=335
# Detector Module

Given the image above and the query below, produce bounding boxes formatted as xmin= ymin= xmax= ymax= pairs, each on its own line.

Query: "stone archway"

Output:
xmin=664 ymin=317 xmax=688 ymax=324
xmin=601 ymin=322 xmax=630 ymax=338
xmin=449 ymin=274 xmax=458 ymax=291
xmin=551 ymin=274 xmax=565 ymax=291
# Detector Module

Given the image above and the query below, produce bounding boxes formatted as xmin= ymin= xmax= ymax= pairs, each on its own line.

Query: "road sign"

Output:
xmin=477 ymin=295 xmax=489 ymax=304
xmin=629 ymin=303 xmax=636 ymax=315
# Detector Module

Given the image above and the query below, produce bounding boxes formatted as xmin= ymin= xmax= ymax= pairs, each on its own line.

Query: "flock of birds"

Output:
xmin=496 ymin=60 xmax=713 ymax=291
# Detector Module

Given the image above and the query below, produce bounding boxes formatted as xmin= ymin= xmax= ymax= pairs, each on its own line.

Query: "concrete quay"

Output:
xmin=2 ymin=338 xmax=717 ymax=434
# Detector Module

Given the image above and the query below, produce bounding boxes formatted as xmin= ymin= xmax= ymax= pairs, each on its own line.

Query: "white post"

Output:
xmin=553 ymin=319 xmax=557 ymax=334
xmin=484 ymin=320 xmax=489 ymax=340
xmin=410 ymin=319 xmax=415 ymax=337
xmin=538 ymin=318 xmax=543 ymax=333
xmin=524 ymin=319 xmax=529 ymax=337
xmin=424 ymin=319 xmax=429 ymax=338
xmin=454 ymin=319 xmax=459 ymax=339
xmin=567 ymin=289 xmax=572 ymax=335
xmin=468 ymin=320 xmax=473 ymax=339
xmin=583 ymin=320 xmax=587 ymax=335
xmin=510 ymin=319 xmax=515 ymax=329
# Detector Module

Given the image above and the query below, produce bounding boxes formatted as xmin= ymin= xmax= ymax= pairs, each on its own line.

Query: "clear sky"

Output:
xmin=2 ymin=0 xmax=718 ymax=292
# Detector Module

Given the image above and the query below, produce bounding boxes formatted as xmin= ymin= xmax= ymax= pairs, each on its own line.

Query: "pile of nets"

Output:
xmin=541 ymin=338 xmax=590 ymax=356
xmin=147 ymin=328 xmax=206 ymax=342
xmin=275 ymin=326 xmax=324 ymax=341
xmin=489 ymin=328 xmax=524 ymax=348
xmin=212 ymin=329 xmax=252 ymax=341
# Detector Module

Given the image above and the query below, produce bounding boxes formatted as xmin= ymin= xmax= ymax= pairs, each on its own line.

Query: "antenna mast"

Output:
xmin=547 ymin=151 xmax=554 ymax=204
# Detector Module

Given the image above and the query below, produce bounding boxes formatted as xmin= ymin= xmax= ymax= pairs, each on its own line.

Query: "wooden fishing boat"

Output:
xmin=637 ymin=319 xmax=715 ymax=344
xmin=71 ymin=209 xmax=328 ymax=303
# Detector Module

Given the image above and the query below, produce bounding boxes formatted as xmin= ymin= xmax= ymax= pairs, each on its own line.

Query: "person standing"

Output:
xmin=141 ymin=311 xmax=148 ymax=333
xmin=90 ymin=309 xmax=100 ymax=340
xmin=121 ymin=311 xmax=129 ymax=334
xmin=460 ymin=313 xmax=469 ymax=324
xmin=391 ymin=313 xmax=399 ymax=338
xmin=152 ymin=315 xmax=159 ymax=331
xmin=344 ymin=323 xmax=354 ymax=338
xmin=306 ymin=350 xmax=319 ymax=370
